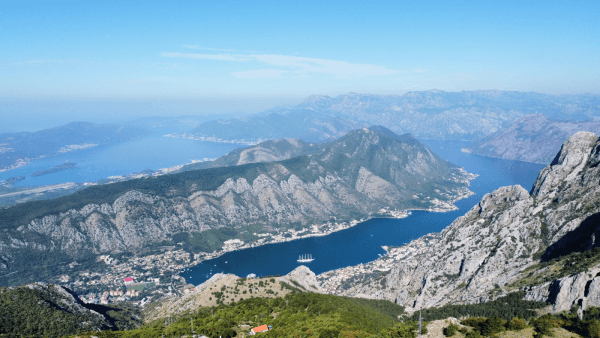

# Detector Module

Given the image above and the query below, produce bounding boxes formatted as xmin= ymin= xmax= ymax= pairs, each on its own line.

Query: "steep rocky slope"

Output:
xmin=0 ymin=127 xmax=473 ymax=287
xmin=0 ymin=282 xmax=140 ymax=335
xmin=465 ymin=114 xmax=600 ymax=164
xmin=322 ymin=131 xmax=600 ymax=314
xmin=186 ymin=91 xmax=600 ymax=143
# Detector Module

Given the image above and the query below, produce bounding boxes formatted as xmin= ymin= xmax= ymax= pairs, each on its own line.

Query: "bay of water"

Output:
xmin=0 ymin=131 xmax=239 ymax=187
xmin=180 ymin=140 xmax=545 ymax=284
xmin=0 ymin=133 xmax=547 ymax=285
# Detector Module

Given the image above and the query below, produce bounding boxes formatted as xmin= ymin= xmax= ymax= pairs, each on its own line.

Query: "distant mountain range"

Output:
xmin=178 ymin=91 xmax=600 ymax=143
xmin=176 ymin=109 xmax=367 ymax=144
xmin=464 ymin=114 xmax=600 ymax=163
xmin=125 ymin=113 xmax=243 ymax=133
xmin=0 ymin=126 xmax=473 ymax=287
xmin=0 ymin=122 xmax=150 ymax=172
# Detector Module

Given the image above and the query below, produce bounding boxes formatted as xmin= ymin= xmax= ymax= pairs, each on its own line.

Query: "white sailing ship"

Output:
xmin=297 ymin=254 xmax=314 ymax=263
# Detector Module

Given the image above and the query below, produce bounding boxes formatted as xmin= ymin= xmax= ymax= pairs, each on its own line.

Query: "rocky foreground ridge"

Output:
xmin=144 ymin=265 xmax=322 ymax=322
xmin=0 ymin=282 xmax=139 ymax=333
xmin=323 ymin=131 xmax=600 ymax=314
xmin=0 ymin=126 xmax=473 ymax=287
xmin=465 ymin=114 xmax=600 ymax=164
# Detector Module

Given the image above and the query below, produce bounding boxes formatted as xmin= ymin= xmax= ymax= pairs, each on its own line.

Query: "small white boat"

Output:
xmin=297 ymin=254 xmax=314 ymax=263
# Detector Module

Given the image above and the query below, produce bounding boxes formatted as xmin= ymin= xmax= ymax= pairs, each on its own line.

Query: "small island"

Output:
xmin=30 ymin=162 xmax=77 ymax=177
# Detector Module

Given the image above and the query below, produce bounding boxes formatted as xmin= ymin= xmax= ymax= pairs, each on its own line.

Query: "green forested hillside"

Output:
xmin=6 ymin=285 xmax=600 ymax=338
xmin=0 ymin=283 xmax=141 ymax=338
xmin=71 ymin=293 xmax=411 ymax=338
xmin=408 ymin=292 xmax=547 ymax=322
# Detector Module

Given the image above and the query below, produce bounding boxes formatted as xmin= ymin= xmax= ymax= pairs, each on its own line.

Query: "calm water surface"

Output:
xmin=180 ymin=140 xmax=545 ymax=283
xmin=0 ymin=131 xmax=239 ymax=187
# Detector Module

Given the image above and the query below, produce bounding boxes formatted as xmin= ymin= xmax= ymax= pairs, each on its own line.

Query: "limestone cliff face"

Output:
xmin=524 ymin=265 xmax=600 ymax=314
xmin=0 ymin=127 xmax=473 ymax=286
xmin=328 ymin=131 xmax=600 ymax=313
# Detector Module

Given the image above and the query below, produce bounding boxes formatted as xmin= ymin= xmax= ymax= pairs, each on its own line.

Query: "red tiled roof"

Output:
xmin=253 ymin=325 xmax=269 ymax=333
xmin=124 ymin=277 xmax=133 ymax=282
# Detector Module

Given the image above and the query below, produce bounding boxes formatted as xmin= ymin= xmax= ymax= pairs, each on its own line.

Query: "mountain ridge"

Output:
xmin=0 ymin=127 xmax=474 ymax=287
xmin=183 ymin=91 xmax=600 ymax=143
xmin=465 ymin=114 xmax=600 ymax=164
xmin=319 ymin=131 xmax=600 ymax=314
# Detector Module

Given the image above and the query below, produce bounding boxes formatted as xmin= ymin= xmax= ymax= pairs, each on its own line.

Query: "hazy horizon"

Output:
xmin=0 ymin=96 xmax=304 ymax=132
xmin=2 ymin=1 xmax=599 ymax=132
xmin=2 ymin=88 xmax=599 ymax=133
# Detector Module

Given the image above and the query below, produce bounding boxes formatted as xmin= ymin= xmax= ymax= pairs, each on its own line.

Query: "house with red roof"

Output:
xmin=249 ymin=325 xmax=271 ymax=335
xmin=123 ymin=277 xmax=134 ymax=285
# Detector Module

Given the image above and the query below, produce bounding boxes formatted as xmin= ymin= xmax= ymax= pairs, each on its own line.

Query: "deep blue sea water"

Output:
xmin=180 ymin=140 xmax=545 ymax=284
xmin=0 ymin=131 xmax=239 ymax=187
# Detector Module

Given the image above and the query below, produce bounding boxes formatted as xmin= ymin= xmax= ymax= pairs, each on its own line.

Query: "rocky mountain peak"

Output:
xmin=475 ymin=185 xmax=531 ymax=215
xmin=531 ymin=131 xmax=598 ymax=199
xmin=326 ymin=131 xmax=600 ymax=314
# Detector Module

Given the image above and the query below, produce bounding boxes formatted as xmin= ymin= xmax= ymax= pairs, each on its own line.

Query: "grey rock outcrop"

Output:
xmin=25 ymin=282 xmax=108 ymax=326
xmin=524 ymin=265 xmax=600 ymax=313
xmin=279 ymin=265 xmax=323 ymax=293
xmin=326 ymin=131 xmax=600 ymax=313
xmin=145 ymin=266 xmax=323 ymax=322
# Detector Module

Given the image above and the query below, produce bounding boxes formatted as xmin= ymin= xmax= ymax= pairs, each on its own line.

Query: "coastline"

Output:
xmin=164 ymin=133 xmax=262 ymax=145
xmin=0 ymin=156 xmax=45 ymax=174
xmin=178 ymin=183 xmax=478 ymax=284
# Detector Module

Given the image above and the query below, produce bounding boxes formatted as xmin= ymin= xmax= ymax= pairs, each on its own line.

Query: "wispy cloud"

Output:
xmin=162 ymin=52 xmax=398 ymax=79
xmin=163 ymin=52 xmax=249 ymax=62
xmin=232 ymin=69 xmax=288 ymax=79
xmin=412 ymin=68 xmax=433 ymax=74
xmin=182 ymin=45 xmax=237 ymax=52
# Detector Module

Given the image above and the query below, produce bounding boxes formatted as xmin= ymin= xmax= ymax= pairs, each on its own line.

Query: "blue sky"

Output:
xmin=1 ymin=0 xmax=599 ymax=113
